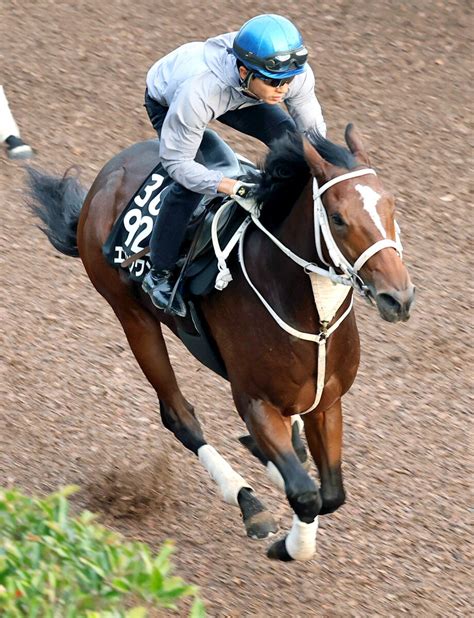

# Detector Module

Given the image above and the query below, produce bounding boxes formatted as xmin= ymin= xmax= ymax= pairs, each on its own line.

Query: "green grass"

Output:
xmin=0 ymin=486 xmax=205 ymax=617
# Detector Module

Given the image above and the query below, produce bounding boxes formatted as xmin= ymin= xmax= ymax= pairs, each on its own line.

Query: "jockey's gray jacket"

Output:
xmin=146 ymin=32 xmax=327 ymax=195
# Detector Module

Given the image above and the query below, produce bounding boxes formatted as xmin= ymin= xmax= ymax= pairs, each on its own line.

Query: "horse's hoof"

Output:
xmin=267 ymin=537 xmax=294 ymax=561
xmin=245 ymin=511 xmax=278 ymax=539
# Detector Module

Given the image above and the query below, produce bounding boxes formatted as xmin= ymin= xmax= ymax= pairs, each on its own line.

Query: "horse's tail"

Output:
xmin=25 ymin=166 xmax=88 ymax=258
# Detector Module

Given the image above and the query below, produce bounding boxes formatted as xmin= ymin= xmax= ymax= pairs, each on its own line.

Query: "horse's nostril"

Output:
xmin=376 ymin=289 xmax=414 ymax=322
xmin=378 ymin=293 xmax=401 ymax=311
xmin=376 ymin=292 xmax=403 ymax=322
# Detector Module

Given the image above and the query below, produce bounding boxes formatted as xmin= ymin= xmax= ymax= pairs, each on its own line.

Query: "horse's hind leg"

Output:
xmin=106 ymin=292 xmax=277 ymax=538
xmin=235 ymin=394 xmax=321 ymax=561
xmin=303 ymin=399 xmax=346 ymax=515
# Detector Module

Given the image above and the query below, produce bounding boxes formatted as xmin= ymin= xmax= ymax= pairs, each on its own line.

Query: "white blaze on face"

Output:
xmin=355 ymin=184 xmax=386 ymax=238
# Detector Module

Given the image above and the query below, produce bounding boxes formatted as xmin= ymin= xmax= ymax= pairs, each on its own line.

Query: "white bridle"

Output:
xmin=312 ymin=168 xmax=403 ymax=297
xmin=214 ymin=167 xmax=404 ymax=303
xmin=211 ymin=167 xmax=405 ymax=414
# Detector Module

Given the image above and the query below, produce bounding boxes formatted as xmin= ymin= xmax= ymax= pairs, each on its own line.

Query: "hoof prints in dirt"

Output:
xmin=85 ymin=458 xmax=175 ymax=520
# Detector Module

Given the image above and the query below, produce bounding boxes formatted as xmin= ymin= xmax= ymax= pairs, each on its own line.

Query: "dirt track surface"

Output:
xmin=1 ymin=1 xmax=472 ymax=615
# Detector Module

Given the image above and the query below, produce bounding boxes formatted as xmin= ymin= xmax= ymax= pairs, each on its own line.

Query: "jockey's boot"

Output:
xmin=142 ymin=268 xmax=186 ymax=317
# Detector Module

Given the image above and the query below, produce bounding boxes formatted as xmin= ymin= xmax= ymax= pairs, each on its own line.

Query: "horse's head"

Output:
xmin=303 ymin=125 xmax=415 ymax=322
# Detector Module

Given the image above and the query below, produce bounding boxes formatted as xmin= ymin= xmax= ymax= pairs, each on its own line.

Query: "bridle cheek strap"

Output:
xmin=314 ymin=170 xmax=377 ymax=273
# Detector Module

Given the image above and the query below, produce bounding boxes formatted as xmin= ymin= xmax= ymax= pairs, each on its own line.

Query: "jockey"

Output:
xmin=143 ymin=14 xmax=327 ymax=316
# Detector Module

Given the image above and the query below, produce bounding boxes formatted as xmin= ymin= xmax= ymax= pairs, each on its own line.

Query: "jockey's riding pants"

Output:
xmin=144 ymin=88 xmax=296 ymax=271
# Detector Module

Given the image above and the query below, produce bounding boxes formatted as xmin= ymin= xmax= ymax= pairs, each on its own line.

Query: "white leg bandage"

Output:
xmin=198 ymin=444 xmax=252 ymax=506
xmin=285 ymin=514 xmax=319 ymax=561
xmin=0 ymin=86 xmax=20 ymax=142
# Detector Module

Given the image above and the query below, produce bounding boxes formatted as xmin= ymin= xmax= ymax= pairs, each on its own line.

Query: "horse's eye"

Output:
xmin=331 ymin=213 xmax=346 ymax=227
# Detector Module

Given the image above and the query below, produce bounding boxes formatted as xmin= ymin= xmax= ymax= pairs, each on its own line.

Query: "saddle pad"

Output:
xmin=102 ymin=163 xmax=172 ymax=281
xmin=102 ymin=163 xmax=246 ymax=290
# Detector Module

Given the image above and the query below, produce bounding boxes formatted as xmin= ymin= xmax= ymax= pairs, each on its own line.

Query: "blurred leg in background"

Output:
xmin=0 ymin=85 xmax=33 ymax=160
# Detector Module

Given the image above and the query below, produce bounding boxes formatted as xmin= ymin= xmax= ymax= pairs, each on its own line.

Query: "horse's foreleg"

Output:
xmin=236 ymin=396 xmax=321 ymax=561
xmin=303 ymin=399 xmax=346 ymax=515
xmin=112 ymin=299 xmax=276 ymax=538
xmin=239 ymin=415 xmax=309 ymax=489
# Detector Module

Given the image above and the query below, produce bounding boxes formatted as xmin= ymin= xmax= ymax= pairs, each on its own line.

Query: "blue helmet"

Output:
xmin=233 ymin=14 xmax=308 ymax=79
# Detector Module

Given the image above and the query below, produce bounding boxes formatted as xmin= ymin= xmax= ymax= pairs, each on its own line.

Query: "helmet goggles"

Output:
xmin=261 ymin=47 xmax=308 ymax=72
xmin=234 ymin=42 xmax=308 ymax=76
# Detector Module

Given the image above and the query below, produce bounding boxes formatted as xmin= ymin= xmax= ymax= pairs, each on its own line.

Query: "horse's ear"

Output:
xmin=345 ymin=123 xmax=371 ymax=166
xmin=302 ymin=137 xmax=330 ymax=183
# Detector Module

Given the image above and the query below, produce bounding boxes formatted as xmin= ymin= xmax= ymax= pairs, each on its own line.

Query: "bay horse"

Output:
xmin=26 ymin=125 xmax=415 ymax=562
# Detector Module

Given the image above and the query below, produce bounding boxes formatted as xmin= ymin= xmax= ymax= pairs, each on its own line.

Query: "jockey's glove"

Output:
xmin=231 ymin=181 xmax=261 ymax=217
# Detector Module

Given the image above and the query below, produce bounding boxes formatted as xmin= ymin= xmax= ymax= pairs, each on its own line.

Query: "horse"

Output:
xmin=26 ymin=124 xmax=415 ymax=562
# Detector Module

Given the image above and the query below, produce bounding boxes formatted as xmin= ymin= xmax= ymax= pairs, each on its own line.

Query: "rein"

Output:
xmin=212 ymin=167 xmax=404 ymax=413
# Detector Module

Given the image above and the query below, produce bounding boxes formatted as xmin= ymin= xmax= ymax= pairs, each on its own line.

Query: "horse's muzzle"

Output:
xmin=375 ymin=285 xmax=416 ymax=323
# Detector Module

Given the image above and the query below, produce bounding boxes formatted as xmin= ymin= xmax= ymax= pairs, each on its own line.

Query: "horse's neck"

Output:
xmin=247 ymin=182 xmax=320 ymax=327
xmin=278 ymin=180 xmax=334 ymax=269
xmin=277 ymin=182 xmax=320 ymax=264
xmin=261 ymin=181 xmax=352 ymax=332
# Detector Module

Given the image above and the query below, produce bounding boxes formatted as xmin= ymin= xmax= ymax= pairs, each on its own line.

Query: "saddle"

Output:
xmin=102 ymin=130 xmax=257 ymax=379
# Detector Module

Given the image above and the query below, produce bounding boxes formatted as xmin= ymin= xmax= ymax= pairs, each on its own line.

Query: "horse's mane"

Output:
xmin=248 ymin=130 xmax=358 ymax=227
